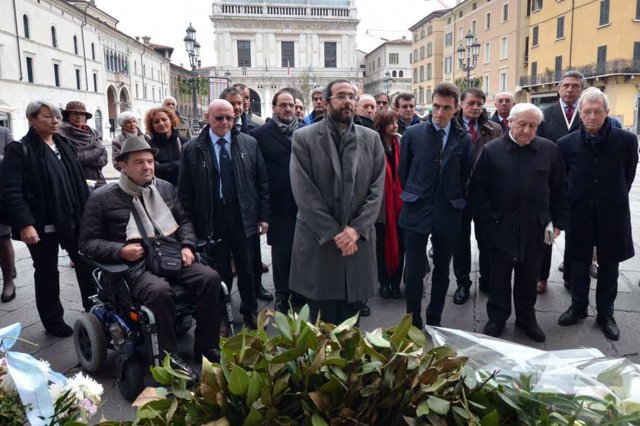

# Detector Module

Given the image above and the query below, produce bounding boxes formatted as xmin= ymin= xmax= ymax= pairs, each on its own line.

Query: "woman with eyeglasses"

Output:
xmin=144 ymin=107 xmax=185 ymax=185
xmin=0 ymin=101 xmax=96 ymax=336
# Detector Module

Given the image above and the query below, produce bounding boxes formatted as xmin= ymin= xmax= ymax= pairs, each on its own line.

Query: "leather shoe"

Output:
xmin=243 ymin=313 xmax=258 ymax=330
xmin=390 ymin=285 xmax=401 ymax=299
xmin=168 ymin=352 xmax=199 ymax=385
xmin=1 ymin=286 xmax=16 ymax=303
xmin=558 ymin=307 xmax=587 ymax=326
xmin=380 ymin=286 xmax=391 ymax=299
xmin=558 ymin=262 xmax=564 ymax=272
xmin=275 ymin=299 xmax=289 ymax=314
xmin=589 ymin=263 xmax=598 ymax=279
xmin=484 ymin=321 xmax=504 ymax=338
xmin=46 ymin=322 xmax=73 ymax=337
xmin=597 ymin=315 xmax=620 ymax=340
xmin=426 ymin=316 xmax=441 ymax=327
xmin=194 ymin=347 xmax=221 ymax=364
xmin=452 ymin=286 xmax=470 ymax=305
xmin=360 ymin=303 xmax=371 ymax=317
xmin=515 ymin=320 xmax=546 ymax=342
xmin=536 ymin=280 xmax=547 ymax=294
xmin=256 ymin=284 xmax=274 ymax=302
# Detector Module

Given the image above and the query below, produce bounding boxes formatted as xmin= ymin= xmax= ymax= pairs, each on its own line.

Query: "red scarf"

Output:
xmin=383 ymin=137 xmax=403 ymax=274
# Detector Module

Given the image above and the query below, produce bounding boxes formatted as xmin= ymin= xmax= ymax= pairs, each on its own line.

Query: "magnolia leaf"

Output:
xmin=311 ymin=412 xmax=329 ymax=426
xmin=360 ymin=384 xmax=379 ymax=397
xmin=422 ymin=377 xmax=446 ymax=393
xmin=274 ymin=311 xmax=293 ymax=342
xmin=365 ymin=329 xmax=391 ymax=348
xmin=246 ymin=372 xmax=264 ymax=406
xmin=309 ymin=390 xmax=331 ymax=412
xmin=481 ymin=409 xmax=500 ymax=426
xmin=463 ymin=365 xmax=478 ymax=389
xmin=166 ymin=398 xmax=178 ymax=421
xmin=427 ymin=396 xmax=450 ymax=415
xmin=426 ymin=413 xmax=448 ymax=426
xmin=390 ymin=314 xmax=413 ymax=347
xmin=131 ymin=387 xmax=167 ymax=407
xmin=299 ymin=304 xmax=310 ymax=323
xmin=332 ymin=312 xmax=359 ymax=335
xmin=150 ymin=366 xmax=172 ymax=385
xmin=407 ymin=326 xmax=427 ymax=347
xmin=202 ymin=418 xmax=231 ymax=426
xmin=243 ymin=405 xmax=264 ymax=426
xmin=361 ymin=361 xmax=384 ymax=374
xmin=273 ymin=373 xmax=291 ymax=396
xmin=452 ymin=405 xmax=470 ymax=420
xmin=427 ymin=346 xmax=457 ymax=359
xmin=272 ymin=347 xmax=303 ymax=364
xmin=229 ymin=364 xmax=250 ymax=396
xmin=257 ymin=308 xmax=270 ymax=331
xmin=416 ymin=400 xmax=430 ymax=417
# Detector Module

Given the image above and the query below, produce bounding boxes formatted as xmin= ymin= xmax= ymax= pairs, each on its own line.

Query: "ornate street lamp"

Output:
xmin=456 ymin=30 xmax=480 ymax=87
xmin=183 ymin=23 xmax=200 ymax=123
xmin=383 ymin=70 xmax=392 ymax=94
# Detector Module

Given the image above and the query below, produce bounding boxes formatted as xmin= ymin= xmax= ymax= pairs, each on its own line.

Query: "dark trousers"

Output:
xmin=253 ymin=234 xmax=264 ymax=293
xmin=308 ymin=298 xmax=362 ymax=326
xmin=375 ymin=223 xmax=404 ymax=290
xmin=453 ymin=208 xmax=490 ymax=290
xmin=487 ymin=248 xmax=543 ymax=324
xmin=404 ymin=229 xmax=456 ymax=327
xmin=27 ymin=232 xmax=96 ymax=330
xmin=540 ymin=243 xmax=572 ymax=282
xmin=129 ymin=262 xmax=221 ymax=354
xmin=209 ymin=201 xmax=257 ymax=315
xmin=570 ymin=260 xmax=618 ymax=317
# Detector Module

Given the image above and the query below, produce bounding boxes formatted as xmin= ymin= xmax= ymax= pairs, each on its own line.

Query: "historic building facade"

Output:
xmin=0 ymin=0 xmax=171 ymax=139
xmin=363 ymin=38 xmax=412 ymax=105
xmin=209 ymin=0 xmax=362 ymax=118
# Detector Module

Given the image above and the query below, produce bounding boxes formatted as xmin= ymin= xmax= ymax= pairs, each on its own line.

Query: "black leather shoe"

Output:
xmin=380 ymin=286 xmax=391 ymax=299
xmin=597 ymin=315 xmax=620 ymax=340
xmin=46 ymin=322 xmax=73 ymax=337
xmin=1 ymin=286 xmax=16 ymax=303
xmin=558 ymin=307 xmax=588 ymax=326
xmin=390 ymin=285 xmax=401 ymax=299
xmin=426 ymin=316 xmax=441 ymax=327
xmin=452 ymin=287 xmax=470 ymax=305
xmin=564 ymin=280 xmax=571 ymax=290
xmin=275 ymin=299 xmax=289 ymax=314
xmin=515 ymin=320 xmax=546 ymax=342
xmin=360 ymin=303 xmax=371 ymax=317
xmin=256 ymin=284 xmax=274 ymax=302
xmin=169 ymin=352 xmax=199 ymax=385
xmin=194 ymin=347 xmax=221 ymax=364
xmin=243 ymin=313 xmax=258 ymax=330
xmin=484 ymin=321 xmax=504 ymax=338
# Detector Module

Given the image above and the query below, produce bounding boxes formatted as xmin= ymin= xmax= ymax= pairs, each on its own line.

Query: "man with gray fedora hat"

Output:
xmin=79 ymin=135 xmax=223 ymax=379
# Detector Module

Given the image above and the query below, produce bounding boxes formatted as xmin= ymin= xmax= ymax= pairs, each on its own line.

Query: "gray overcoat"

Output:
xmin=289 ymin=119 xmax=385 ymax=303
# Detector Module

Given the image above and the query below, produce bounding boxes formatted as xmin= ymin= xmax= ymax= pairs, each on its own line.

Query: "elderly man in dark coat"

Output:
xmin=470 ymin=103 xmax=569 ymax=342
xmin=289 ymin=79 xmax=385 ymax=325
xmin=557 ymin=87 xmax=638 ymax=341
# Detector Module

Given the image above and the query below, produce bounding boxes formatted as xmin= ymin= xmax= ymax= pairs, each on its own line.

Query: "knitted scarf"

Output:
xmin=271 ymin=115 xmax=299 ymax=139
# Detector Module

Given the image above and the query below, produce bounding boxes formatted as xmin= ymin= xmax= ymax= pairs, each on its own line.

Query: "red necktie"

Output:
xmin=469 ymin=121 xmax=477 ymax=143
xmin=565 ymin=105 xmax=574 ymax=122
xmin=502 ymin=118 xmax=509 ymax=130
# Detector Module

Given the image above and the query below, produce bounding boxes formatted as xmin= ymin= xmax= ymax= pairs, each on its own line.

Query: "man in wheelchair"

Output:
xmin=78 ymin=136 xmax=222 ymax=381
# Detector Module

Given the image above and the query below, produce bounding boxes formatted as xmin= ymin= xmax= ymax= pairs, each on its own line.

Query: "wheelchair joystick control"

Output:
xmin=109 ymin=322 xmax=126 ymax=346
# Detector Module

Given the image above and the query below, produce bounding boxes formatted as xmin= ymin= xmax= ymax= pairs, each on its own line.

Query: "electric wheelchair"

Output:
xmin=73 ymin=243 xmax=234 ymax=401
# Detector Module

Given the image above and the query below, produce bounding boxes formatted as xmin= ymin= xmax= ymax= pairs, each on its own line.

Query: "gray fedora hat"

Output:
xmin=115 ymin=135 xmax=159 ymax=162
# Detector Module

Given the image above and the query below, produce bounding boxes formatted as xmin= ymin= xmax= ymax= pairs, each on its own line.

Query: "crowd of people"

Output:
xmin=0 ymin=70 xmax=637 ymax=381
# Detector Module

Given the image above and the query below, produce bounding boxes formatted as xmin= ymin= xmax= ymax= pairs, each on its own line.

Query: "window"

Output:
xmin=458 ymin=26 xmax=464 ymax=40
xmin=532 ymin=26 xmax=539 ymax=47
xmin=73 ymin=36 xmax=78 ymax=54
xmin=413 ymin=49 xmax=418 ymax=63
xmin=420 ymin=46 xmax=425 ymax=60
xmin=599 ymin=0 xmax=609 ymax=26
xmin=483 ymin=75 xmax=490 ymax=96
xmin=377 ymin=57 xmax=381 ymax=68
xmin=389 ymin=52 xmax=399 ymax=64
xmin=281 ymin=41 xmax=295 ymax=68
xmin=427 ymin=25 xmax=433 ymax=35
xmin=53 ymin=64 xmax=60 ymax=87
xmin=135 ymin=83 xmax=139 ymax=98
xmin=324 ymin=42 xmax=336 ymax=68
xmin=502 ymin=3 xmax=509 ymax=21
xmin=426 ymin=88 xmax=432 ymax=102
xmin=413 ymin=68 xmax=418 ymax=82
xmin=26 ymin=57 xmax=33 ymax=83
xmin=597 ymin=45 xmax=607 ymax=73
xmin=444 ymin=56 xmax=452 ymax=74
xmin=421 ymin=29 xmax=425 ymax=39
xmin=392 ymin=70 xmax=397 ymax=77
xmin=399 ymin=70 xmax=404 ymax=77
xmin=91 ymin=43 xmax=95 ymax=60
xmin=471 ymin=20 xmax=477 ymax=34
xmin=524 ymin=36 xmax=529 ymax=63
xmin=637 ymin=0 xmax=640 ymax=20
xmin=427 ymin=63 xmax=432 ymax=80
xmin=500 ymin=36 xmax=508 ymax=59
xmin=75 ymin=69 xmax=81 ymax=89
xmin=419 ymin=65 xmax=424 ymax=81
xmin=445 ymin=32 xmax=453 ymax=47
xmin=51 ymin=26 xmax=57 ymax=47
xmin=237 ymin=40 xmax=251 ymax=67
xmin=22 ymin=15 xmax=30 ymax=38
xmin=93 ymin=73 xmax=98 ymax=92
xmin=426 ymin=43 xmax=432 ymax=57
xmin=634 ymin=42 xmax=640 ymax=66
xmin=472 ymin=2 xmax=477 ymax=9
xmin=418 ymin=87 xmax=424 ymax=105
xmin=556 ymin=16 xmax=565 ymax=39
xmin=499 ymin=71 xmax=507 ymax=91
xmin=532 ymin=0 xmax=543 ymax=12
xmin=531 ymin=61 xmax=538 ymax=84
xmin=484 ymin=42 xmax=491 ymax=64
xmin=486 ymin=12 xmax=491 ymax=29
xmin=554 ymin=55 xmax=563 ymax=80
xmin=143 ymin=85 xmax=147 ymax=99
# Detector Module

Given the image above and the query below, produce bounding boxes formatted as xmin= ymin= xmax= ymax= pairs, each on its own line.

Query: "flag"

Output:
xmin=287 ymin=60 xmax=290 ymax=76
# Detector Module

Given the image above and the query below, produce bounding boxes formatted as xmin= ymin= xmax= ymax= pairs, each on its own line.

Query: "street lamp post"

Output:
xmin=383 ymin=70 xmax=392 ymax=94
xmin=183 ymin=23 xmax=201 ymax=124
xmin=456 ymin=31 xmax=480 ymax=88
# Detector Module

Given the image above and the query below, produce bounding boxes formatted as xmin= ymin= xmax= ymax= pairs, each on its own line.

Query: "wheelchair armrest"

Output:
xmin=80 ymin=253 xmax=130 ymax=275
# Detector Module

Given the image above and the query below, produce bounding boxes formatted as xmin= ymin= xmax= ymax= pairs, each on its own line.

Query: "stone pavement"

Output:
xmin=1 ymin=146 xmax=640 ymax=422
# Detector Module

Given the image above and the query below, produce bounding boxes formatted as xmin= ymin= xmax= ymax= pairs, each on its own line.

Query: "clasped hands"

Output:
xmin=334 ymin=226 xmax=360 ymax=256
xmin=119 ymin=243 xmax=194 ymax=267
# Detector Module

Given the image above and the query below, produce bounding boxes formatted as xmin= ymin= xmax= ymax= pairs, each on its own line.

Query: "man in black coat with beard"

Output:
xmin=557 ymin=87 xmax=638 ymax=341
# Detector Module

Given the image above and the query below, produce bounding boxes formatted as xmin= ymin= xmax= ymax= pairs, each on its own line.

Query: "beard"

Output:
xmin=329 ymin=106 xmax=354 ymax=124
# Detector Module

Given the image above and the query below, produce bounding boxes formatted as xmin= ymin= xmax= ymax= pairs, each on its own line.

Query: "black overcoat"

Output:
xmin=557 ymin=119 xmax=638 ymax=263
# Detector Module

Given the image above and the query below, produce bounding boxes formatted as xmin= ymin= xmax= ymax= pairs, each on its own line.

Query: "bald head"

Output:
xmin=494 ymin=92 xmax=515 ymax=118
xmin=205 ymin=99 xmax=235 ymax=137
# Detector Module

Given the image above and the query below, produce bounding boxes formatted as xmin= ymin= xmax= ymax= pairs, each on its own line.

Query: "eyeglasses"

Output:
xmin=213 ymin=116 xmax=235 ymax=122
xmin=329 ymin=94 xmax=357 ymax=102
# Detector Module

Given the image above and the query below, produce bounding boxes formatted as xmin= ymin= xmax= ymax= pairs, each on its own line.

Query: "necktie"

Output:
xmin=565 ymin=105 xmax=574 ymax=123
xmin=469 ymin=121 xmax=477 ymax=144
xmin=217 ymin=138 xmax=237 ymax=202
xmin=502 ymin=118 xmax=509 ymax=131
xmin=436 ymin=128 xmax=446 ymax=153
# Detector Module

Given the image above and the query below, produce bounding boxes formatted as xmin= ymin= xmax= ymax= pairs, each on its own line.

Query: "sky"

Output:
xmin=95 ymin=0 xmax=449 ymax=68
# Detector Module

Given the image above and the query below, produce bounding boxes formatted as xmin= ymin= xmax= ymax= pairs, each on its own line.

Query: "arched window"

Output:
xmin=392 ymin=70 xmax=397 ymax=77
xmin=22 ymin=15 xmax=30 ymax=38
xmin=73 ymin=35 xmax=78 ymax=54
xmin=91 ymin=43 xmax=95 ymax=60
xmin=51 ymin=26 xmax=57 ymax=47
xmin=399 ymin=70 xmax=404 ymax=78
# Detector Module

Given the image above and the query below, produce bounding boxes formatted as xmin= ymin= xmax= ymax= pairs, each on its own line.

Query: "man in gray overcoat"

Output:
xmin=289 ymin=80 xmax=385 ymax=325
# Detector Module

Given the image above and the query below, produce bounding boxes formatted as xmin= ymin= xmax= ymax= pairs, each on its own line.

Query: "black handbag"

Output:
xmin=129 ymin=200 xmax=182 ymax=276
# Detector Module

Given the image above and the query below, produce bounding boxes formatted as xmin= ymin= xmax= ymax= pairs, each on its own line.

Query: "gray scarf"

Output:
xmin=271 ymin=115 xmax=299 ymax=139
xmin=118 ymin=173 xmax=178 ymax=241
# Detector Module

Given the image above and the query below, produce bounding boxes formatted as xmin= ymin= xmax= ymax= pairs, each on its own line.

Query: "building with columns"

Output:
xmin=0 ymin=0 xmax=172 ymax=139
xmin=363 ymin=38 xmax=412 ymax=105
xmin=209 ymin=0 xmax=362 ymax=118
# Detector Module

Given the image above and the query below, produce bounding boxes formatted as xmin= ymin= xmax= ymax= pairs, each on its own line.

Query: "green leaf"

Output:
xmin=390 ymin=314 xmax=413 ymax=347
xmin=481 ymin=410 xmax=500 ymax=426
xmin=150 ymin=366 xmax=172 ymax=385
xmin=274 ymin=311 xmax=293 ymax=342
xmin=243 ymin=405 xmax=264 ymax=426
xmin=408 ymin=326 xmax=427 ymax=347
xmin=331 ymin=312 xmax=358 ymax=335
xmin=246 ymin=372 xmax=264 ymax=406
xmin=416 ymin=399 xmax=430 ymax=417
xmin=229 ymin=364 xmax=250 ymax=396
xmin=452 ymin=405 xmax=470 ymax=420
xmin=422 ymin=377 xmax=446 ymax=393
xmin=365 ymin=329 xmax=391 ymax=348
xmin=298 ymin=304 xmax=310 ymax=323
xmin=427 ymin=396 xmax=450 ymax=415
xmin=311 ymin=412 xmax=329 ymax=426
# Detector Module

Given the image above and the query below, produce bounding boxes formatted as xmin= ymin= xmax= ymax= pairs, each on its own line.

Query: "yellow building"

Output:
xmin=521 ymin=0 xmax=640 ymax=130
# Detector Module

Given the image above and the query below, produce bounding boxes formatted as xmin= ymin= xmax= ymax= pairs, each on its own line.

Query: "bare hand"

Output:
xmin=258 ymin=222 xmax=269 ymax=235
xmin=554 ymin=227 xmax=561 ymax=237
xmin=182 ymin=247 xmax=195 ymax=267
xmin=20 ymin=226 xmax=40 ymax=245
xmin=119 ymin=243 xmax=145 ymax=262
xmin=334 ymin=226 xmax=360 ymax=252
xmin=340 ymin=241 xmax=358 ymax=257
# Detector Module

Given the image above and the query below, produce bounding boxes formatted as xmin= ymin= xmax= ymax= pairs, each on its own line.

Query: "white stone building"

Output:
xmin=363 ymin=38 xmax=413 ymax=99
xmin=209 ymin=0 xmax=362 ymax=118
xmin=0 ymin=0 xmax=172 ymax=139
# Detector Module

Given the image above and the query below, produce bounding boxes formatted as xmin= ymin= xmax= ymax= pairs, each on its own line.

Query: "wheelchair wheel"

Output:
xmin=175 ymin=315 xmax=193 ymax=337
xmin=118 ymin=359 xmax=145 ymax=401
xmin=73 ymin=313 xmax=107 ymax=373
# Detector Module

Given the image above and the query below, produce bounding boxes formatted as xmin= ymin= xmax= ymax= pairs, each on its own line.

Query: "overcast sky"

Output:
xmin=95 ymin=0 xmax=448 ymax=68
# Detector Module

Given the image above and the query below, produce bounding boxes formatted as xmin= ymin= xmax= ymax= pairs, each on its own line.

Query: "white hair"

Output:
xmin=26 ymin=100 xmax=61 ymax=118
xmin=117 ymin=111 xmax=138 ymax=127
xmin=578 ymin=87 xmax=609 ymax=110
xmin=357 ymin=94 xmax=375 ymax=104
xmin=162 ymin=96 xmax=177 ymax=105
xmin=508 ymin=103 xmax=543 ymax=124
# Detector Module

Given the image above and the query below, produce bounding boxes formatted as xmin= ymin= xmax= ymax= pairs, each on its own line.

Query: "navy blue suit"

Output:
xmin=398 ymin=119 xmax=472 ymax=327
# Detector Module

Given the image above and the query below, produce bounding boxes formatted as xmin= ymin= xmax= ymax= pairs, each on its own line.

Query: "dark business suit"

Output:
xmin=398 ymin=119 xmax=472 ymax=327
xmin=490 ymin=111 xmax=509 ymax=135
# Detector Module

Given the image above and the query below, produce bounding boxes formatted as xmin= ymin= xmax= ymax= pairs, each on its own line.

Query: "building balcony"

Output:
xmin=520 ymin=59 xmax=640 ymax=88
xmin=215 ymin=3 xmax=355 ymax=19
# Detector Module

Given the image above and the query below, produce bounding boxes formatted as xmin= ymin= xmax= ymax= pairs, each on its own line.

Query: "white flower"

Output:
xmin=35 ymin=359 xmax=51 ymax=380
xmin=48 ymin=381 xmax=65 ymax=401
xmin=65 ymin=372 xmax=103 ymax=404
